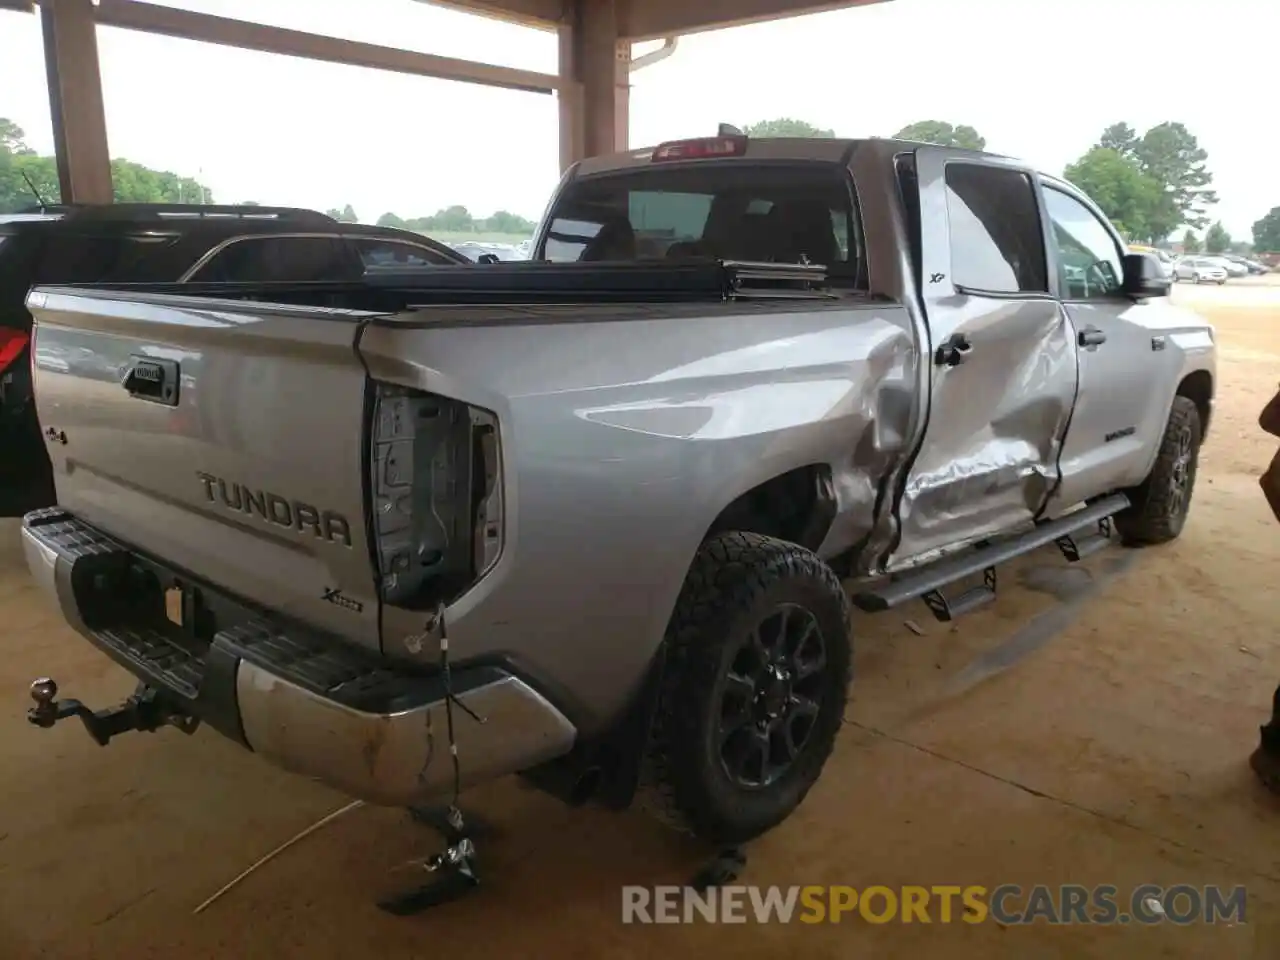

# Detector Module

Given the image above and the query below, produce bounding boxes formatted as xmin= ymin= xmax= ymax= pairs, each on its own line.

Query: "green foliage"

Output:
xmin=371 ymin=205 xmax=537 ymax=235
xmin=1098 ymin=122 xmax=1139 ymax=160
xmin=1253 ymin=207 xmax=1280 ymax=253
xmin=742 ymin=118 xmax=835 ymax=138
xmin=1181 ymin=228 xmax=1201 ymax=254
xmin=1203 ymin=221 xmax=1230 ymax=254
xmin=1133 ymin=122 xmax=1217 ymax=236
xmin=1065 ymin=121 xmax=1217 ymax=243
xmin=325 ymin=204 xmax=359 ymax=223
xmin=110 ymin=158 xmax=210 ymax=204
xmin=893 ymin=120 xmax=985 ymax=151
xmin=1063 ymin=147 xmax=1162 ymax=242
xmin=1 ymin=116 xmax=214 ymax=212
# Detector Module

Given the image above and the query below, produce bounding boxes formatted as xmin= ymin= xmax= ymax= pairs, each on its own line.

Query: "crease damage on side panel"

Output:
xmin=887 ymin=307 xmax=1077 ymax=570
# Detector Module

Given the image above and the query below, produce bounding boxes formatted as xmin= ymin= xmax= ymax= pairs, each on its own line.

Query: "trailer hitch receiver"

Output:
xmin=26 ymin=677 xmax=199 ymax=746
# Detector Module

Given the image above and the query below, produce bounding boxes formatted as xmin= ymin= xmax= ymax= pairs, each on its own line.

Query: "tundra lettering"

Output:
xmin=195 ymin=470 xmax=353 ymax=546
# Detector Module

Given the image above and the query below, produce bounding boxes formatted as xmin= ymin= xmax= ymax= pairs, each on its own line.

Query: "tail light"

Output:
xmin=368 ymin=382 xmax=504 ymax=609
xmin=0 ymin=328 xmax=28 ymax=376
xmin=651 ymin=136 xmax=747 ymax=162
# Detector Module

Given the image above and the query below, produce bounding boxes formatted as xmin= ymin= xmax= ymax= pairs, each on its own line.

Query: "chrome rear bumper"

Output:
xmin=20 ymin=508 xmax=577 ymax=808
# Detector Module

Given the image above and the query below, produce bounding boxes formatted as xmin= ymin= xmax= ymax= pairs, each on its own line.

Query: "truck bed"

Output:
xmin=24 ymin=264 xmax=915 ymax=716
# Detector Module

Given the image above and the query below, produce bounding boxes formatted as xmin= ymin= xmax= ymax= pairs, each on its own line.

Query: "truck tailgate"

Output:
xmin=25 ymin=287 xmax=382 ymax=651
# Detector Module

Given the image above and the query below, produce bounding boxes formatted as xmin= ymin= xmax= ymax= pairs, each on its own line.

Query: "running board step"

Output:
xmin=922 ymin=567 xmax=997 ymax=622
xmin=1054 ymin=516 xmax=1114 ymax=562
xmin=852 ymin=493 xmax=1129 ymax=618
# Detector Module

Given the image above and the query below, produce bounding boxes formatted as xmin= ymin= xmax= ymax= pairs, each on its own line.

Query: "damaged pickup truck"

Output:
xmin=20 ymin=134 xmax=1214 ymax=854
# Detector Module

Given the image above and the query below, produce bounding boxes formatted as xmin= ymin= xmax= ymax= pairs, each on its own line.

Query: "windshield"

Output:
xmin=536 ymin=162 xmax=865 ymax=286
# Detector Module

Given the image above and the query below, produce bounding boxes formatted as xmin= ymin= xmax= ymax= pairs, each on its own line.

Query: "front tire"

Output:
xmin=639 ymin=532 xmax=852 ymax=846
xmin=1115 ymin=396 xmax=1202 ymax=545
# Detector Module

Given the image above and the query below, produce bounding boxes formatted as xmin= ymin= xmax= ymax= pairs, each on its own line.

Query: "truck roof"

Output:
xmin=569 ymin=135 xmax=1018 ymax=179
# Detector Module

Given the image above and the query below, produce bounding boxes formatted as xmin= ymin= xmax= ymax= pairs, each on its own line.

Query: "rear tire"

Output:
xmin=1115 ymin=396 xmax=1202 ymax=545
xmin=638 ymin=532 xmax=851 ymax=846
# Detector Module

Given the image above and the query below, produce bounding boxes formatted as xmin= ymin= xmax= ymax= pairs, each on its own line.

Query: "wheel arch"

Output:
xmin=1176 ymin=368 xmax=1213 ymax=439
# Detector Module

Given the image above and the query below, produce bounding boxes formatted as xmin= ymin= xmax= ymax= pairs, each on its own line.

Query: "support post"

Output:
xmin=41 ymin=0 xmax=113 ymax=204
xmin=558 ymin=0 xmax=629 ymax=171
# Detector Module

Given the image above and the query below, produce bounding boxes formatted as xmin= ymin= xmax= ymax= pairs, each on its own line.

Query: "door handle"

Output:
xmin=122 ymin=355 xmax=180 ymax=406
xmin=934 ymin=332 xmax=972 ymax=367
xmin=1078 ymin=326 xmax=1107 ymax=349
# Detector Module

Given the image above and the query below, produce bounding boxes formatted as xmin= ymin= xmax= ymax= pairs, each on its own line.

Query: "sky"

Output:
xmin=1 ymin=0 xmax=1275 ymax=238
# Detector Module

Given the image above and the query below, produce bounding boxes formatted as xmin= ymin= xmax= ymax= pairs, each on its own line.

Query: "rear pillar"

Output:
xmin=41 ymin=0 xmax=114 ymax=203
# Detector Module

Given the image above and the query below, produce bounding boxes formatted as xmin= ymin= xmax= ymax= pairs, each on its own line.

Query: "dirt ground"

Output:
xmin=2 ymin=281 xmax=1280 ymax=959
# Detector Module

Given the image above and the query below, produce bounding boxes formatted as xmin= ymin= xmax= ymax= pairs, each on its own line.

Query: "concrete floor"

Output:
xmin=2 ymin=283 xmax=1280 ymax=958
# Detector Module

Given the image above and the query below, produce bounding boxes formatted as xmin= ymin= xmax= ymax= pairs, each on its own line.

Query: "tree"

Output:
xmin=893 ymin=120 xmax=985 ymax=151
xmin=1254 ymin=207 xmax=1280 ymax=253
xmin=482 ymin=210 xmax=536 ymax=234
xmin=2 ymin=117 xmax=215 ymax=212
xmin=1133 ymin=122 xmax=1217 ymax=235
xmin=376 ymin=211 xmax=407 ymax=228
xmin=110 ymin=158 xmax=210 ymax=204
xmin=1062 ymin=147 xmax=1162 ymax=241
xmin=1099 ymin=122 xmax=1140 ymax=160
xmin=1204 ymin=221 xmax=1230 ymax=254
xmin=742 ymin=118 xmax=835 ymax=138
xmin=1181 ymin=229 xmax=1201 ymax=255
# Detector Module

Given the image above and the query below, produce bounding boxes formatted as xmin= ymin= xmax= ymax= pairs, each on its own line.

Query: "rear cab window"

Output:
xmin=536 ymin=161 xmax=866 ymax=287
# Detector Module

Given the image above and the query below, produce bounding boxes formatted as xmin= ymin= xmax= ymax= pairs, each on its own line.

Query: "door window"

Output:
xmin=351 ymin=238 xmax=452 ymax=268
xmin=944 ymin=163 xmax=1048 ymax=294
xmin=187 ymin=236 xmax=352 ymax=282
xmin=1042 ymin=188 xmax=1124 ymax=300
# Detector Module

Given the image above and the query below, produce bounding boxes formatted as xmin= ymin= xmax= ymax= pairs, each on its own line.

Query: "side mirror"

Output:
xmin=1121 ymin=252 xmax=1171 ymax=299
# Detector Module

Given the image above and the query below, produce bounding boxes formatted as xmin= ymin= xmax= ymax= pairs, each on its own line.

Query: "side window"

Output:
xmin=351 ymin=238 xmax=451 ymax=268
xmin=187 ymin=236 xmax=351 ymax=282
xmin=944 ymin=163 xmax=1047 ymax=294
xmin=1042 ymin=188 xmax=1124 ymax=299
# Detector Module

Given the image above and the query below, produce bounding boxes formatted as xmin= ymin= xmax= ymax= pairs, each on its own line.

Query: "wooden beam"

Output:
xmin=620 ymin=0 xmax=891 ymax=42
xmin=93 ymin=0 xmax=559 ymax=94
xmin=423 ymin=0 xmax=566 ymax=31
xmin=42 ymin=0 xmax=114 ymax=203
xmin=0 ymin=0 xmax=35 ymax=12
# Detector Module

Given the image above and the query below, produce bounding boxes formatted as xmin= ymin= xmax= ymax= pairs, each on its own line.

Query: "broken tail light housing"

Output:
xmin=651 ymin=136 xmax=748 ymax=162
xmin=368 ymin=383 xmax=504 ymax=610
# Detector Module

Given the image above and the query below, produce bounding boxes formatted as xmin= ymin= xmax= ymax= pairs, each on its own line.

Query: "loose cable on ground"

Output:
xmin=192 ymin=799 xmax=366 ymax=915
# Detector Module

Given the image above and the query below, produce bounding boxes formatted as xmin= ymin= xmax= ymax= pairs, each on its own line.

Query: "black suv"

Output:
xmin=0 ymin=203 xmax=467 ymax=512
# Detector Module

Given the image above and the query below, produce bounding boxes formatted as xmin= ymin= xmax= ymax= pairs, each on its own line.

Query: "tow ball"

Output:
xmin=26 ymin=677 xmax=199 ymax=746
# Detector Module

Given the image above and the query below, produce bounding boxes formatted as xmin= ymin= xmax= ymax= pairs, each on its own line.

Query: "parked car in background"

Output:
xmin=1200 ymin=255 xmax=1249 ymax=278
xmin=1220 ymin=253 xmax=1270 ymax=275
xmin=1173 ymin=256 xmax=1228 ymax=284
xmin=0 ymin=203 xmax=468 ymax=512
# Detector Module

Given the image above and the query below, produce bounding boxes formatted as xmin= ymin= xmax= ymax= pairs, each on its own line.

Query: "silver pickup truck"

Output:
xmin=18 ymin=134 xmax=1213 ymax=852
